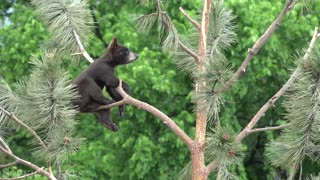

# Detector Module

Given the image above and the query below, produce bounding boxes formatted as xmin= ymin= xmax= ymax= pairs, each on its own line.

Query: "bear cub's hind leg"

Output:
xmin=96 ymin=109 xmax=119 ymax=132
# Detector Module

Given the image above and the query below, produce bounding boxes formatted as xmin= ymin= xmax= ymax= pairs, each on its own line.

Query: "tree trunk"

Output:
xmin=191 ymin=145 xmax=207 ymax=180
xmin=191 ymin=0 xmax=211 ymax=180
xmin=191 ymin=0 xmax=211 ymax=179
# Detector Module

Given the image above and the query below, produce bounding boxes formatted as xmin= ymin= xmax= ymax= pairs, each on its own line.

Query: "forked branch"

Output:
xmin=206 ymin=26 xmax=320 ymax=175
xmin=0 ymin=137 xmax=56 ymax=180
xmin=73 ymin=29 xmax=94 ymax=63
xmin=0 ymin=107 xmax=46 ymax=149
xmin=0 ymin=107 xmax=57 ymax=179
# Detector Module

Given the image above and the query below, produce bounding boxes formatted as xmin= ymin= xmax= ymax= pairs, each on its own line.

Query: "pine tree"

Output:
xmin=1 ymin=0 xmax=320 ymax=179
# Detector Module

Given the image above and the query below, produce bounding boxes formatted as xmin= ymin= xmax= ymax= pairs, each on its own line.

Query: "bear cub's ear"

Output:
xmin=107 ymin=38 xmax=118 ymax=55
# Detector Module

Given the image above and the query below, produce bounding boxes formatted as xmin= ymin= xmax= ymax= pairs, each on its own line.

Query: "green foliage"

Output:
xmin=267 ymin=47 xmax=320 ymax=179
xmin=0 ymin=3 xmax=48 ymax=83
xmin=0 ymin=53 xmax=81 ymax=165
xmin=31 ymin=0 xmax=93 ymax=57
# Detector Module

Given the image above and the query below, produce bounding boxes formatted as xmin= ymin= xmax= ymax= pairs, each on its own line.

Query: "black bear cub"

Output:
xmin=73 ymin=38 xmax=139 ymax=131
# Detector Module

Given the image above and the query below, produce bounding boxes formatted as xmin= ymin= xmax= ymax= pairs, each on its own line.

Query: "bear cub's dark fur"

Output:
xmin=73 ymin=38 xmax=139 ymax=131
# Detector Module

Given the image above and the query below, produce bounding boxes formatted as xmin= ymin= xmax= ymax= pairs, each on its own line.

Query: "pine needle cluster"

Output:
xmin=266 ymin=47 xmax=320 ymax=179
xmin=0 ymin=53 xmax=82 ymax=163
xmin=135 ymin=0 xmax=179 ymax=51
xmin=31 ymin=0 xmax=93 ymax=57
xmin=205 ymin=126 xmax=243 ymax=179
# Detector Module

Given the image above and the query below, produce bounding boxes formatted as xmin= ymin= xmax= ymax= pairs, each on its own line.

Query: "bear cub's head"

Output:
xmin=105 ymin=38 xmax=139 ymax=65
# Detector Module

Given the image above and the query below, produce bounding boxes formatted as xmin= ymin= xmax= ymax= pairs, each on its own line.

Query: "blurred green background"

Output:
xmin=0 ymin=0 xmax=319 ymax=179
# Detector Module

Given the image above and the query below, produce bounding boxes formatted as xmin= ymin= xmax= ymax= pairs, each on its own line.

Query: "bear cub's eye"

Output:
xmin=120 ymin=49 xmax=129 ymax=56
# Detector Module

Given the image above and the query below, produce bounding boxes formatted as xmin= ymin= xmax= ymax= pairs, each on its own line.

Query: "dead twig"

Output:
xmin=247 ymin=124 xmax=289 ymax=135
xmin=0 ymin=161 xmax=18 ymax=169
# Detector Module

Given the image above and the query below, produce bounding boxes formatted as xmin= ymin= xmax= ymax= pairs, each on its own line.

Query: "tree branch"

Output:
xmin=0 ymin=168 xmax=42 ymax=180
xmin=97 ymin=99 xmax=127 ymax=111
xmin=0 ymin=107 xmax=46 ymax=149
xmin=248 ymin=124 xmax=289 ymax=135
xmin=72 ymin=29 xmax=94 ymax=63
xmin=179 ymin=7 xmax=200 ymax=30
xmin=178 ymin=41 xmax=200 ymax=63
xmin=0 ymin=134 xmax=12 ymax=153
xmin=205 ymin=161 xmax=217 ymax=176
xmin=0 ymin=107 xmax=57 ymax=179
xmin=236 ymin=26 xmax=319 ymax=142
xmin=218 ymin=0 xmax=297 ymax=93
xmin=0 ymin=139 xmax=56 ymax=180
xmin=111 ymin=81 xmax=194 ymax=150
xmin=0 ymin=161 xmax=17 ymax=168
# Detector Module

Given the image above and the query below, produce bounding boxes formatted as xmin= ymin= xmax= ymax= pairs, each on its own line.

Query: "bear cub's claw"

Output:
xmin=105 ymin=122 xmax=119 ymax=132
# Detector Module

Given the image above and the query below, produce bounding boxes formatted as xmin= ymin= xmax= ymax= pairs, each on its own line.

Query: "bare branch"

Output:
xmin=205 ymin=161 xmax=217 ymax=176
xmin=97 ymin=99 xmax=127 ymax=111
xmin=248 ymin=124 xmax=289 ymax=135
xmin=0 ymin=139 xmax=56 ymax=180
xmin=178 ymin=41 xmax=200 ymax=63
xmin=0 ymin=161 xmax=17 ymax=168
xmin=72 ymin=29 xmax=94 ymax=63
xmin=0 ymin=107 xmax=46 ymax=149
xmin=236 ymin=26 xmax=319 ymax=142
xmin=0 ymin=135 xmax=12 ymax=153
xmin=218 ymin=0 xmax=297 ymax=93
xmin=179 ymin=7 xmax=200 ymax=29
xmin=0 ymin=168 xmax=42 ymax=180
xmin=114 ymin=81 xmax=194 ymax=150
